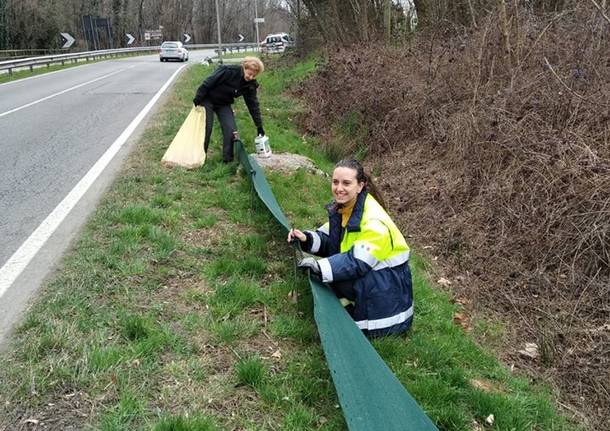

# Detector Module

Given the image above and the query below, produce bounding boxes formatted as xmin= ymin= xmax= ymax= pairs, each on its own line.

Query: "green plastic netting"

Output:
xmin=235 ymin=140 xmax=438 ymax=431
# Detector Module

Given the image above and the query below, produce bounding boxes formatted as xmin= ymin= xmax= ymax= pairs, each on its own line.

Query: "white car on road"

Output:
xmin=260 ymin=33 xmax=295 ymax=54
xmin=159 ymin=41 xmax=189 ymax=62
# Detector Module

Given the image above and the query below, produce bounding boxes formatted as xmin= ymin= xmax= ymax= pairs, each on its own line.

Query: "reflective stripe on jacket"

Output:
xmin=302 ymin=190 xmax=414 ymax=337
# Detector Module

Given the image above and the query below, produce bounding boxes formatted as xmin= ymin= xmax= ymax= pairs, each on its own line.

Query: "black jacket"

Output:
xmin=194 ymin=65 xmax=263 ymax=129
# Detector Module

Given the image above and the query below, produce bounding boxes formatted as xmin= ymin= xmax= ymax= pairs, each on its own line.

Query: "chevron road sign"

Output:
xmin=60 ymin=32 xmax=75 ymax=49
xmin=126 ymin=33 xmax=135 ymax=45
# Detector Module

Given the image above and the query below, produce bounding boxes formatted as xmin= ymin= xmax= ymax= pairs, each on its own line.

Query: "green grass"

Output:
xmin=0 ymin=57 xmax=582 ymax=431
xmin=236 ymin=355 xmax=268 ymax=389
xmin=153 ymin=415 xmax=219 ymax=431
xmin=0 ymin=52 xmax=151 ymax=84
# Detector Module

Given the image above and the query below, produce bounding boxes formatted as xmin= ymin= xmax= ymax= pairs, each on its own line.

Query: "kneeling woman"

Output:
xmin=288 ymin=159 xmax=413 ymax=337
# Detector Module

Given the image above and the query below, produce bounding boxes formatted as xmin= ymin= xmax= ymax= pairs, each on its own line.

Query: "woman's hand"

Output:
xmin=287 ymin=228 xmax=306 ymax=243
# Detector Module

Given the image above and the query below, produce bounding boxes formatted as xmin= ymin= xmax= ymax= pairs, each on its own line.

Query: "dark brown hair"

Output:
xmin=334 ymin=159 xmax=387 ymax=210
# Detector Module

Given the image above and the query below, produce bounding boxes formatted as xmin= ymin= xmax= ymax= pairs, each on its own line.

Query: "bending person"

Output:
xmin=288 ymin=159 xmax=414 ymax=337
xmin=193 ymin=56 xmax=265 ymax=163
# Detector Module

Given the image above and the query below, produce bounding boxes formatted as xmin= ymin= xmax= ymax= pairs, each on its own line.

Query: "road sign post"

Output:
xmin=82 ymin=15 xmax=113 ymax=50
xmin=214 ymin=0 xmax=223 ymax=64
xmin=60 ymin=32 xmax=75 ymax=49
xmin=254 ymin=0 xmax=261 ymax=48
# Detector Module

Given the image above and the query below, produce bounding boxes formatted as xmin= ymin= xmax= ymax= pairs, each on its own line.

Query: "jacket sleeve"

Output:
xmin=242 ymin=81 xmax=263 ymax=129
xmin=317 ymin=219 xmax=392 ymax=284
xmin=194 ymin=65 xmax=227 ymax=102
xmin=300 ymin=223 xmax=332 ymax=257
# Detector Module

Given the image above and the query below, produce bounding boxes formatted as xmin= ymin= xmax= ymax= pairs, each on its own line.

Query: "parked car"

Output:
xmin=260 ymin=33 xmax=295 ymax=54
xmin=159 ymin=41 xmax=188 ymax=62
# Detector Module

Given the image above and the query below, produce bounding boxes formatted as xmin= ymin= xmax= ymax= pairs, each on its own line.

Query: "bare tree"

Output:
xmin=4 ymin=0 xmax=293 ymax=49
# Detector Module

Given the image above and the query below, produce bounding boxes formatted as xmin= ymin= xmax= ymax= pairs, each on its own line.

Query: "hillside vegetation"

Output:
xmin=296 ymin=3 xmax=609 ymax=429
xmin=1 ymin=58 xmax=580 ymax=431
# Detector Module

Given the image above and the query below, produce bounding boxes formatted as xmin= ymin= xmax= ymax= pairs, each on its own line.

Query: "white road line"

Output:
xmin=0 ymin=63 xmax=188 ymax=299
xmin=0 ymin=65 xmax=135 ymax=118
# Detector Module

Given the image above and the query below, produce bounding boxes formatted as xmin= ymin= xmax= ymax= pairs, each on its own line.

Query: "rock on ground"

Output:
xmin=250 ymin=152 xmax=326 ymax=176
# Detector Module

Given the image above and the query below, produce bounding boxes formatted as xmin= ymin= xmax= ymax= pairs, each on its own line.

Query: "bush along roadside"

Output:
xmin=0 ymin=58 xmax=582 ymax=431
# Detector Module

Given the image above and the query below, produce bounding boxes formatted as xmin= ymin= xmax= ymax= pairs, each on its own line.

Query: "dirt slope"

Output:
xmin=296 ymin=6 xmax=610 ymax=430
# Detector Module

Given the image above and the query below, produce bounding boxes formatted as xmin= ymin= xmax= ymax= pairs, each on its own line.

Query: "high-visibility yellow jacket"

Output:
xmin=302 ymin=190 xmax=414 ymax=337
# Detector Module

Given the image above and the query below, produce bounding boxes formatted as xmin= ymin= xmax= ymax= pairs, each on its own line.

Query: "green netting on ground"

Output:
xmin=235 ymin=141 xmax=438 ymax=431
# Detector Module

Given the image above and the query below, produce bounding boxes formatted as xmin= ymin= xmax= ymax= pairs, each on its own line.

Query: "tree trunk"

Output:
xmin=384 ymin=0 xmax=391 ymax=40
xmin=359 ymin=0 xmax=369 ymax=41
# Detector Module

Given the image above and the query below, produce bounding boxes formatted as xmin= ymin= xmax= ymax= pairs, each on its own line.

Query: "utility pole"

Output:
xmin=254 ymin=0 xmax=260 ymax=47
xmin=214 ymin=0 xmax=223 ymax=64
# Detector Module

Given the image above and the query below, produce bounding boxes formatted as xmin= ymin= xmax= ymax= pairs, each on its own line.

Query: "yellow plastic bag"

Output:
xmin=161 ymin=106 xmax=206 ymax=169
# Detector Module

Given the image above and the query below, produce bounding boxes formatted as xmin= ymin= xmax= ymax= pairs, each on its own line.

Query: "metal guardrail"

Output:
xmin=0 ymin=46 xmax=157 ymax=75
xmin=0 ymin=43 xmax=259 ymax=75
xmin=0 ymin=49 xmax=59 ymax=61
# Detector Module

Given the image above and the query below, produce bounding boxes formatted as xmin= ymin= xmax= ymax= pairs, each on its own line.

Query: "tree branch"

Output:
xmin=543 ymin=57 xmax=609 ymax=109
xmin=589 ymin=0 xmax=610 ymax=25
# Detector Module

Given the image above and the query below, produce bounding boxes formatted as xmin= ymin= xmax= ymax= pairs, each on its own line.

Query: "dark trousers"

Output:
xmin=202 ymin=100 xmax=237 ymax=162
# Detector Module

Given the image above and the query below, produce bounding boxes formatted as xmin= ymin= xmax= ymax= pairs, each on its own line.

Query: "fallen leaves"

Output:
xmin=437 ymin=277 xmax=452 ymax=287
xmin=453 ymin=312 xmax=472 ymax=331
xmin=470 ymin=378 xmax=503 ymax=394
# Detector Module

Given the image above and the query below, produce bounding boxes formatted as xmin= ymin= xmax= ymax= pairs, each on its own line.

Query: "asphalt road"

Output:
xmin=0 ymin=49 xmax=215 ymax=347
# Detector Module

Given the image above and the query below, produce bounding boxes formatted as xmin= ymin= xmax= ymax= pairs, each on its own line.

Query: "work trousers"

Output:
xmin=202 ymin=100 xmax=237 ymax=162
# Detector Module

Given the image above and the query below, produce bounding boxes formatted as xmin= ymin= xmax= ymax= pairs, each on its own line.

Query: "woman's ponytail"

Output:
xmin=363 ymin=173 xmax=387 ymax=210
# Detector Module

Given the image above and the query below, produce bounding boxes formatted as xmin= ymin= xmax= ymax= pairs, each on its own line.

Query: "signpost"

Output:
xmin=60 ymin=32 xmax=75 ymax=49
xmin=82 ymin=15 xmax=113 ymax=50
xmin=238 ymin=34 xmax=244 ymax=42
xmin=144 ymin=29 xmax=163 ymax=42
xmin=254 ymin=0 xmax=262 ymax=46
xmin=214 ymin=0 xmax=222 ymax=64
xmin=183 ymin=33 xmax=191 ymax=43
xmin=126 ymin=33 xmax=135 ymax=45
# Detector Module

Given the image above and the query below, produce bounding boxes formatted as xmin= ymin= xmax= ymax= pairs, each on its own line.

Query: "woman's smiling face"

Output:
xmin=332 ymin=166 xmax=364 ymax=205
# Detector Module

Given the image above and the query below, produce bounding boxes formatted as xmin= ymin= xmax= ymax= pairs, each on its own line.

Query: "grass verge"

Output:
xmin=0 ymin=57 xmax=582 ymax=431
